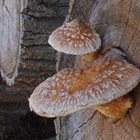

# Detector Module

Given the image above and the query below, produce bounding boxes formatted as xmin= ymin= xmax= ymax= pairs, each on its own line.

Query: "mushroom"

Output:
xmin=48 ymin=19 xmax=101 ymax=61
xmin=29 ymin=57 xmax=140 ymax=118
xmin=94 ymin=95 xmax=133 ymax=119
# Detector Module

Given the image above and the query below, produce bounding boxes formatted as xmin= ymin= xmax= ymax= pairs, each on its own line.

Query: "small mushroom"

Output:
xmin=94 ymin=95 xmax=133 ymax=119
xmin=48 ymin=19 xmax=101 ymax=60
xmin=29 ymin=57 xmax=140 ymax=118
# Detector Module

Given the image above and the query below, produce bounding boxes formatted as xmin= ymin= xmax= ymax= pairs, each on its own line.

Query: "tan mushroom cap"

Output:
xmin=48 ymin=19 xmax=101 ymax=55
xmin=29 ymin=57 xmax=140 ymax=117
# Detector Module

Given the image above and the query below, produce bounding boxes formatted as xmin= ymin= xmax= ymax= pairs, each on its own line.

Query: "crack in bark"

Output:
xmin=71 ymin=111 xmax=97 ymax=139
xmin=71 ymin=129 xmax=79 ymax=139
xmin=3 ymin=0 xmax=14 ymax=21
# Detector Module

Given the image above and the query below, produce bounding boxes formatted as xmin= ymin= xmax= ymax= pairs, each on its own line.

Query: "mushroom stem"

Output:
xmin=94 ymin=95 xmax=133 ymax=119
xmin=81 ymin=51 xmax=99 ymax=61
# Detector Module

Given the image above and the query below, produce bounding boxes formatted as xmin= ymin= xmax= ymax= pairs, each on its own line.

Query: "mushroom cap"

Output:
xmin=29 ymin=57 xmax=140 ymax=117
xmin=48 ymin=19 xmax=101 ymax=55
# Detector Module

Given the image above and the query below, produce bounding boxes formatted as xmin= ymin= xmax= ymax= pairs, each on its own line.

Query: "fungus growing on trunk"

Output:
xmin=48 ymin=19 xmax=101 ymax=60
xmin=28 ymin=57 xmax=140 ymax=118
xmin=94 ymin=95 xmax=133 ymax=119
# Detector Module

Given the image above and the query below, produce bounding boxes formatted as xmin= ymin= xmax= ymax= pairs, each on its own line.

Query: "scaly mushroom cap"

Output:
xmin=48 ymin=19 xmax=101 ymax=55
xmin=29 ymin=57 xmax=140 ymax=117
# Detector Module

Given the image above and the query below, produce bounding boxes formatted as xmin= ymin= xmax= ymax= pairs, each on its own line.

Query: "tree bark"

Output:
xmin=0 ymin=0 xmax=69 ymax=103
xmin=0 ymin=0 xmax=26 ymax=85
xmin=55 ymin=0 xmax=140 ymax=140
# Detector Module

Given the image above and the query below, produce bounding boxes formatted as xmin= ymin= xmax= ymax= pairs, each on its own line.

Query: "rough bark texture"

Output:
xmin=0 ymin=0 xmax=68 ymax=107
xmin=55 ymin=0 xmax=140 ymax=140
xmin=0 ymin=0 xmax=25 ymax=85
xmin=0 ymin=0 xmax=68 ymax=139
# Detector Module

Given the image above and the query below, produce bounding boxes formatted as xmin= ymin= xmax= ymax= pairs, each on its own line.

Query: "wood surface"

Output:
xmin=0 ymin=0 xmax=68 ymax=103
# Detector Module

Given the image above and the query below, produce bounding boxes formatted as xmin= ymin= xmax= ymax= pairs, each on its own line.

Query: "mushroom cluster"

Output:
xmin=29 ymin=19 xmax=140 ymax=118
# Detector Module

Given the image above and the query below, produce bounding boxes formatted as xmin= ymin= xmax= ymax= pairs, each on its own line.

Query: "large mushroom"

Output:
xmin=48 ymin=19 xmax=101 ymax=61
xmin=29 ymin=57 xmax=140 ymax=118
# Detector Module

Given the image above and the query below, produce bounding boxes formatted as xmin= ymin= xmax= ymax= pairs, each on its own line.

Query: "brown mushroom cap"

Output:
xmin=29 ymin=57 xmax=140 ymax=117
xmin=48 ymin=19 xmax=101 ymax=55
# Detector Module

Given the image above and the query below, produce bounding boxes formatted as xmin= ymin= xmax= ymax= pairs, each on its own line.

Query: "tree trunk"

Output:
xmin=55 ymin=0 xmax=140 ymax=140
xmin=0 ymin=0 xmax=68 ymax=104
